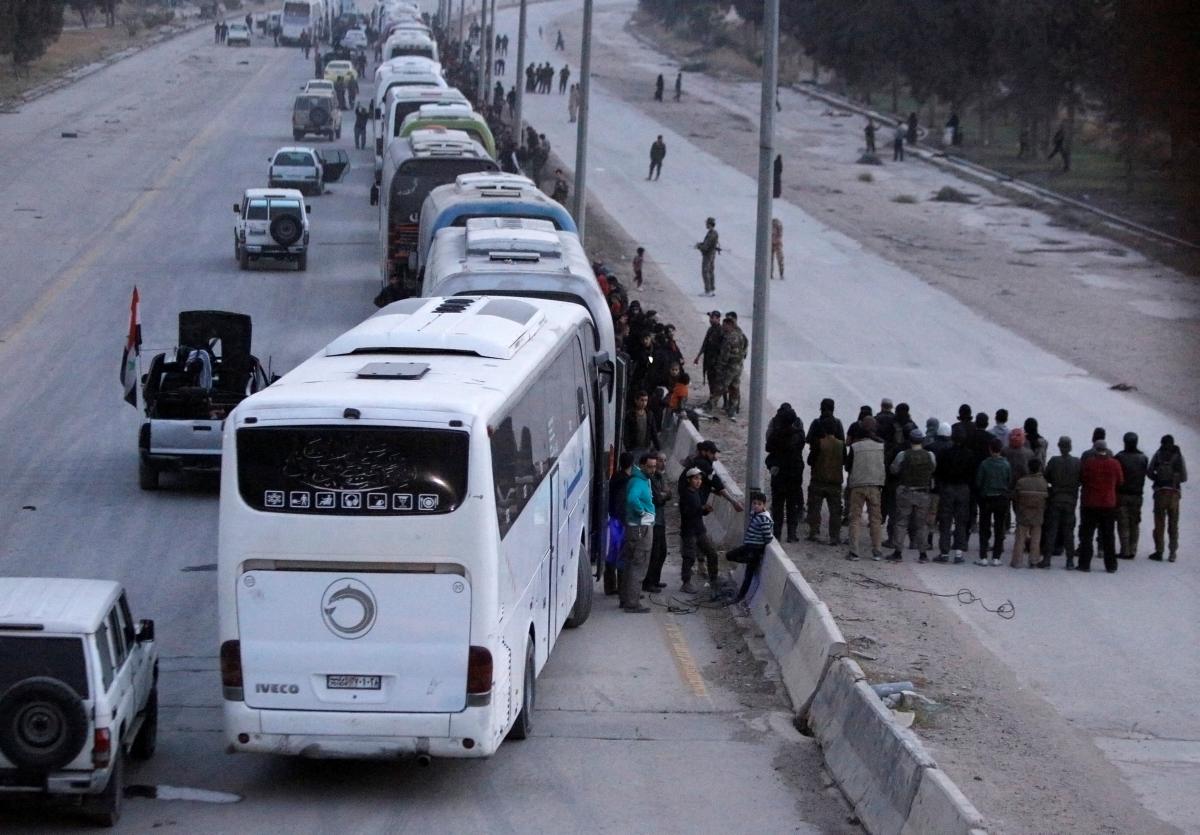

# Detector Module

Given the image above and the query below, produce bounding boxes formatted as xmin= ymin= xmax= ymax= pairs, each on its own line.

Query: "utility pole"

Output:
xmin=744 ymin=0 xmax=779 ymax=501
xmin=514 ymin=0 xmax=527 ymax=146
xmin=571 ymin=0 xmax=593 ymax=240
xmin=478 ymin=0 xmax=488 ymax=109
xmin=485 ymin=0 xmax=496 ymax=105
xmin=457 ymin=0 xmax=464 ymax=49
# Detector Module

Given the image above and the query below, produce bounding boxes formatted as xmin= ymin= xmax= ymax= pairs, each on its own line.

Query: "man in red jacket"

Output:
xmin=1077 ymin=439 xmax=1124 ymax=573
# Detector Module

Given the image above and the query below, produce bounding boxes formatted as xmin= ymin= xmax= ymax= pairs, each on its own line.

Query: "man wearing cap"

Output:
xmin=1114 ymin=432 xmax=1148 ymax=560
xmin=888 ymin=428 xmax=936 ymax=562
xmin=695 ymin=217 xmax=720 ymax=296
xmin=693 ymin=310 xmax=723 ymax=387
xmin=807 ymin=397 xmax=845 ymax=444
xmin=678 ymin=441 xmax=744 ymax=591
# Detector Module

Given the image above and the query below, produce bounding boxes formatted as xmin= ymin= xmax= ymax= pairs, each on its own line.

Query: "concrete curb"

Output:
xmin=662 ymin=417 xmax=987 ymax=833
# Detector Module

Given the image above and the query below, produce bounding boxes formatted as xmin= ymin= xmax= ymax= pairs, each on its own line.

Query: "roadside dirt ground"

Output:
xmin=552 ymin=3 xmax=1200 ymax=433
xmin=550 ymin=19 xmax=1185 ymax=835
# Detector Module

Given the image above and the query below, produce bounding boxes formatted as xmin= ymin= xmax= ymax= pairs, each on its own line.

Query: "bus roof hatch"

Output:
xmin=465 ymin=217 xmax=561 ymax=258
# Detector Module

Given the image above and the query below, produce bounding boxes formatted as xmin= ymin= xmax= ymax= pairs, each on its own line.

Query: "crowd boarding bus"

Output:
xmin=376 ymin=129 xmax=497 ymax=288
xmin=422 ymin=218 xmax=625 ymax=566
xmin=218 ymin=296 xmax=597 ymax=759
xmin=280 ymin=0 xmax=325 ymax=45
xmin=415 ymin=172 xmax=576 ymax=273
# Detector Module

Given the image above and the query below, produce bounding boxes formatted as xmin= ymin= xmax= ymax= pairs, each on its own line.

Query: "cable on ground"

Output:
xmin=849 ymin=571 xmax=1016 ymax=620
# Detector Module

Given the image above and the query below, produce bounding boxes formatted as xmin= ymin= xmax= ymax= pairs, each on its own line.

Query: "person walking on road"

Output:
xmin=619 ymin=453 xmax=656 ymax=613
xmin=892 ymin=121 xmax=905 ymax=162
xmin=555 ymin=29 xmax=565 ymax=50
xmin=215 ymin=21 xmax=222 ymax=43
xmin=568 ymin=83 xmax=579 ymax=122
xmin=693 ymin=310 xmax=723 ymax=387
xmin=845 ymin=418 xmax=886 ymax=561
xmin=558 ymin=64 xmax=570 ymax=93
xmin=632 ymin=246 xmax=645 ymax=290
xmin=888 ymin=428 xmax=936 ymax=562
xmin=1115 ymin=432 xmax=1148 ymax=560
xmin=353 ymin=103 xmax=370 ymax=150
xmin=648 ymin=135 xmax=666 ymax=180
xmin=695 ymin=216 xmax=720 ymax=296
xmin=864 ymin=119 xmax=876 ymax=154
xmin=1041 ymin=436 xmax=1082 ymax=568
xmin=300 ymin=28 xmax=311 ymax=58
xmin=1148 ymin=435 xmax=1187 ymax=562
xmin=347 ymin=75 xmax=359 ymax=108
xmin=773 ymin=153 xmax=782 ymax=198
xmin=674 ymin=71 xmax=682 ymax=101
xmin=654 ymin=74 xmax=664 ymax=101
xmin=765 ymin=403 xmax=805 ymax=543
xmin=1011 ymin=458 xmax=1049 ymax=568
xmin=770 ymin=218 xmax=784 ymax=279
xmin=975 ymin=438 xmax=1012 ymax=566
xmin=1077 ymin=440 xmax=1123 ymax=573
xmin=1048 ymin=123 xmax=1071 ymax=172
xmin=334 ymin=76 xmax=346 ymax=110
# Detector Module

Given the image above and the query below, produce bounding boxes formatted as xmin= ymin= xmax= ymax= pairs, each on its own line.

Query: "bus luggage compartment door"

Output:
xmin=238 ymin=570 xmax=471 ymax=713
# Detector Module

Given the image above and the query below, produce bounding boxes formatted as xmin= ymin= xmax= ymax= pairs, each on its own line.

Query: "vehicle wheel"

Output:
xmin=138 ymin=456 xmax=159 ymax=490
xmin=83 ymin=750 xmax=123 ymax=827
xmin=293 ymin=129 xmax=304 ymax=141
xmin=270 ymin=214 xmax=302 ymax=246
xmin=506 ymin=639 xmax=535 ymax=741
xmin=0 ymin=677 xmax=89 ymax=771
xmin=564 ymin=545 xmax=593 ymax=629
xmin=130 ymin=686 xmax=157 ymax=760
xmin=296 ymin=252 xmax=308 ymax=271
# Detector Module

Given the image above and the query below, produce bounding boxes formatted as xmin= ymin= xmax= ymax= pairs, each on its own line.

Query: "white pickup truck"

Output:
xmin=0 ymin=578 xmax=158 ymax=826
xmin=134 ymin=311 xmax=273 ymax=489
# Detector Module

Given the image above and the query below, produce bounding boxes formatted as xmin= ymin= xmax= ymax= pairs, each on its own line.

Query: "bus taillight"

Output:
xmin=466 ymin=645 xmax=493 ymax=705
xmin=220 ymin=640 xmax=244 ymax=701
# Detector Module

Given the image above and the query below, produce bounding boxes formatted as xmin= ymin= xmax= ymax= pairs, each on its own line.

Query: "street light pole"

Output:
xmin=457 ymin=0 xmax=464 ymax=50
xmin=572 ymin=0 xmax=593 ymax=240
xmin=514 ymin=0 xmax=527 ymax=146
xmin=744 ymin=0 xmax=779 ymax=501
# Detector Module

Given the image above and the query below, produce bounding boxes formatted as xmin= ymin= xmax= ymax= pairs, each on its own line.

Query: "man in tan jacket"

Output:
xmin=1011 ymin=458 xmax=1049 ymax=568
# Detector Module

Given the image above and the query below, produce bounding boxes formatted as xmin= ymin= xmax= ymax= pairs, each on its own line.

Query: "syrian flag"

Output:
xmin=120 ymin=287 xmax=141 ymax=407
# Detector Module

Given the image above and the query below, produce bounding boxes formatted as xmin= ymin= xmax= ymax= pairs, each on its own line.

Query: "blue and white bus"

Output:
xmin=218 ymin=296 xmax=597 ymax=759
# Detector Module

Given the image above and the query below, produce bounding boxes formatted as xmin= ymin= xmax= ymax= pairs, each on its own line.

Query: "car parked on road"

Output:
xmin=0 ymin=578 xmax=158 ymax=827
xmin=340 ymin=27 xmax=368 ymax=49
xmin=292 ymin=91 xmax=341 ymax=141
xmin=133 ymin=311 xmax=273 ymax=489
xmin=226 ymin=21 xmax=251 ymax=45
xmin=234 ymin=188 xmax=311 ymax=271
xmin=302 ymin=79 xmax=335 ymax=95
xmin=267 ymin=145 xmax=348 ymax=195
xmin=323 ymin=59 xmax=357 ymax=83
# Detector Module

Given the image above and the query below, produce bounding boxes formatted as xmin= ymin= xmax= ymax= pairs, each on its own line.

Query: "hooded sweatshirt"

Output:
xmin=624 ymin=466 xmax=655 ymax=526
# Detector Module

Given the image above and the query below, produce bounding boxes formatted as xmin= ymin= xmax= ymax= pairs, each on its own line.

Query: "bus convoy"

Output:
xmin=216 ymin=0 xmax=627 ymax=762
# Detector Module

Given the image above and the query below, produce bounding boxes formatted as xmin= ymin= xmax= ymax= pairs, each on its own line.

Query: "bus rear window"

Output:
xmin=237 ymin=426 xmax=468 ymax=515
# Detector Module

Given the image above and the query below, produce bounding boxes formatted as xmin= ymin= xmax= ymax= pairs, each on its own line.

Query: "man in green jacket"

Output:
xmin=975 ymin=438 xmax=1012 ymax=566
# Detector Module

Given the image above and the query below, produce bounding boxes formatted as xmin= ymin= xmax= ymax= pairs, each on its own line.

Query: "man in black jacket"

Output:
xmin=934 ymin=426 xmax=975 ymax=563
xmin=1115 ymin=432 xmax=1148 ymax=559
xmin=766 ymin=403 xmax=805 ymax=541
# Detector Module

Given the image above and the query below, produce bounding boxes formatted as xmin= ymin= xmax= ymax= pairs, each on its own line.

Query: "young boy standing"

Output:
xmin=727 ymin=491 xmax=774 ymax=602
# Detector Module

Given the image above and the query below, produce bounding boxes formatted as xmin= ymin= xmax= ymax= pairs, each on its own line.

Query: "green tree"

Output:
xmin=0 ymin=0 xmax=66 ymax=74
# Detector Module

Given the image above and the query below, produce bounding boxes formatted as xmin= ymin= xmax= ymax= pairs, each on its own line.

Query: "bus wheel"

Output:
xmin=506 ymin=639 xmax=534 ymax=741
xmin=564 ymin=547 xmax=592 ymax=628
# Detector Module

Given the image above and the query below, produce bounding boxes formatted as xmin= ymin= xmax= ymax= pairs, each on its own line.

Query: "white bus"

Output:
xmin=280 ymin=0 xmax=325 ymax=45
xmin=218 ymin=296 xmax=597 ymax=760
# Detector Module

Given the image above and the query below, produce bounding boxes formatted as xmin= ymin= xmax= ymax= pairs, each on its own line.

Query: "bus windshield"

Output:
xmin=389 ymin=159 xmax=498 ymax=224
xmin=236 ymin=426 xmax=469 ymax=515
xmin=282 ymin=2 xmax=310 ymax=21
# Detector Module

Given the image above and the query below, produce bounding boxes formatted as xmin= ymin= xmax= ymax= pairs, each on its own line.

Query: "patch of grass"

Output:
xmin=857 ymin=171 xmax=874 ymax=183
xmin=892 ymin=194 xmax=918 ymax=204
xmin=932 ymin=185 xmax=975 ymax=203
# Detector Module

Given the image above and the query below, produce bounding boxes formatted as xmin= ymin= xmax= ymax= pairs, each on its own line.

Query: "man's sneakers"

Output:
xmin=871 ymin=550 xmax=883 ymax=561
xmin=621 ymin=605 xmax=651 ymax=614
xmin=933 ymin=554 xmax=950 ymax=564
xmin=846 ymin=552 xmax=861 ymax=562
xmin=1169 ymin=554 xmax=1177 ymax=562
xmin=918 ymin=552 xmax=929 ymax=563
xmin=886 ymin=550 xmax=903 ymax=563
xmin=1148 ymin=552 xmax=1163 ymax=561
xmin=952 ymin=550 xmax=965 ymax=564
xmin=974 ymin=557 xmax=989 ymax=567
xmin=990 ymin=558 xmax=1001 ymax=566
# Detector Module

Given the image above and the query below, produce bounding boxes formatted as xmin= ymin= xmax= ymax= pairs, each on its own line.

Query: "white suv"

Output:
xmin=267 ymin=146 xmax=349 ymax=197
xmin=234 ymin=188 xmax=311 ymax=270
xmin=0 ymin=579 xmax=158 ymax=826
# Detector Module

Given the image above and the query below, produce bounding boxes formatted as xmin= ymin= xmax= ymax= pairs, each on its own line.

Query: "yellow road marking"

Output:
xmin=0 ymin=51 xmax=278 ymax=355
xmin=662 ymin=617 xmax=709 ymax=699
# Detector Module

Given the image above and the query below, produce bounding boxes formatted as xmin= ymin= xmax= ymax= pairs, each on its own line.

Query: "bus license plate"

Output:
xmin=327 ymin=674 xmax=382 ymax=690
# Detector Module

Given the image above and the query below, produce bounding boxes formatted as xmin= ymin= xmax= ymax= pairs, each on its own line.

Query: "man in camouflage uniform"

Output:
xmin=692 ymin=310 xmax=723 ymax=386
xmin=706 ymin=313 xmax=747 ymax=417
xmin=695 ymin=217 xmax=720 ymax=296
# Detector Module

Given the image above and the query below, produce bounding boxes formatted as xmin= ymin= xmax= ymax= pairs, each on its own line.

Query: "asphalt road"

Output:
xmin=0 ymin=25 xmax=849 ymax=834
xmin=501 ymin=1 xmax=1200 ymax=831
